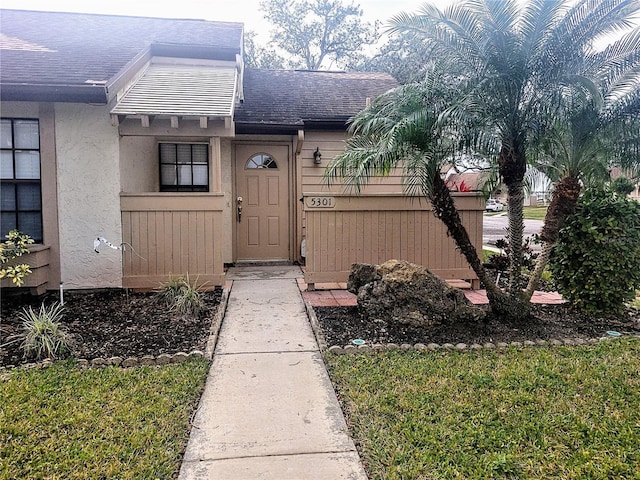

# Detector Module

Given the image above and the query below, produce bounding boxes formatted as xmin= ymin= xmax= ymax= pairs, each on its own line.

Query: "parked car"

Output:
xmin=485 ymin=199 xmax=504 ymax=212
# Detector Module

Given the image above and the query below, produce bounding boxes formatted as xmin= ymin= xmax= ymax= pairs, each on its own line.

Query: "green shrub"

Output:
xmin=18 ymin=302 xmax=72 ymax=360
xmin=612 ymin=176 xmax=636 ymax=196
xmin=157 ymin=274 xmax=205 ymax=316
xmin=549 ymin=188 xmax=640 ymax=313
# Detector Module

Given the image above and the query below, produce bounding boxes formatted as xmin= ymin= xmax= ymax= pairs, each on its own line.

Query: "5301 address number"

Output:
xmin=306 ymin=196 xmax=335 ymax=208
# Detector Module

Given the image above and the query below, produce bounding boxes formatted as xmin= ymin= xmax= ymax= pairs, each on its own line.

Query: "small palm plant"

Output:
xmin=157 ymin=274 xmax=205 ymax=316
xmin=18 ymin=302 xmax=71 ymax=360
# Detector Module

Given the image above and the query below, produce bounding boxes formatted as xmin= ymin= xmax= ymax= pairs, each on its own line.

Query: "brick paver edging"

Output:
xmin=302 ymin=298 xmax=639 ymax=356
xmin=0 ymin=282 xmax=234 ymax=373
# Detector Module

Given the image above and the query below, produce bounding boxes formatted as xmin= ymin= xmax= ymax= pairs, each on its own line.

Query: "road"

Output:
xmin=483 ymin=212 xmax=544 ymax=250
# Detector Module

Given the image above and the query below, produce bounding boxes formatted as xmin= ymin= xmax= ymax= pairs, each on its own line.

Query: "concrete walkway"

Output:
xmin=178 ymin=266 xmax=367 ymax=480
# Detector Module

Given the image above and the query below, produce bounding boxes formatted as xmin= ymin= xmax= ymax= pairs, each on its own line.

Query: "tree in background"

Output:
xmin=258 ymin=0 xmax=378 ymax=70
xmin=355 ymin=32 xmax=433 ymax=83
xmin=244 ymin=30 xmax=286 ymax=69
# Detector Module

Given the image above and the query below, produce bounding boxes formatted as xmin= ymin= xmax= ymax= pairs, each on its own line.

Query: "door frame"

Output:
xmin=232 ymin=140 xmax=296 ymax=262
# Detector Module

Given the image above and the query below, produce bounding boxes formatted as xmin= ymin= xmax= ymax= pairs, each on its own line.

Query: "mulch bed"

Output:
xmin=0 ymin=289 xmax=221 ymax=368
xmin=315 ymin=303 xmax=640 ymax=347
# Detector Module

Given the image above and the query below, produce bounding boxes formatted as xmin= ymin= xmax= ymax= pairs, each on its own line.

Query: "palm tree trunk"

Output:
xmin=523 ymin=240 xmax=553 ymax=300
xmin=497 ymin=139 xmax=528 ymax=299
xmin=506 ymin=180 xmax=526 ymax=294
xmin=523 ymin=175 xmax=581 ymax=300
xmin=430 ymin=175 xmax=497 ymax=292
xmin=430 ymin=175 xmax=528 ymax=320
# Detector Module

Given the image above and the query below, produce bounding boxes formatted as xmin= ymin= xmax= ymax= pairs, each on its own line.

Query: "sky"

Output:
xmin=1 ymin=0 xmax=435 ymax=42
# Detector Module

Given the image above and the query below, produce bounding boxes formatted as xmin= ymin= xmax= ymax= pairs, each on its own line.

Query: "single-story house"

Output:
xmin=0 ymin=9 xmax=483 ymax=293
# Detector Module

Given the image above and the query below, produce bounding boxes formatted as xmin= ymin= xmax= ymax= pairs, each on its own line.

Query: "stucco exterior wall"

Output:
xmin=55 ymin=103 xmax=122 ymax=288
xmin=119 ymin=136 xmax=158 ymax=192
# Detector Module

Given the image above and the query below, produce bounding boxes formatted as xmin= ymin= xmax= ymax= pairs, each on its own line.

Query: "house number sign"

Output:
xmin=306 ymin=196 xmax=336 ymax=208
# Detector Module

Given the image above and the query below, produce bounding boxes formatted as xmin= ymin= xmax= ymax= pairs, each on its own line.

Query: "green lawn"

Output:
xmin=327 ymin=338 xmax=640 ymax=480
xmin=0 ymin=359 xmax=209 ymax=479
xmin=523 ymin=205 xmax=548 ymax=220
xmin=482 ymin=248 xmax=498 ymax=262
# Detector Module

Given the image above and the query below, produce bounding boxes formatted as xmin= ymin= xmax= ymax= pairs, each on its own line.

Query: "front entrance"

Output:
xmin=235 ymin=144 xmax=290 ymax=261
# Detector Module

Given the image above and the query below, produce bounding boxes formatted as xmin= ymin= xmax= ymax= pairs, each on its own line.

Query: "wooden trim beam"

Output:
xmin=170 ymin=116 xmax=179 ymax=129
xmin=141 ymin=115 xmax=150 ymax=128
xmin=296 ymin=129 xmax=304 ymax=155
xmin=200 ymin=116 xmax=208 ymax=129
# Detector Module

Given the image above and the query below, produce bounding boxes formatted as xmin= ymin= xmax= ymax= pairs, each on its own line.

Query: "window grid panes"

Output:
xmin=0 ymin=119 xmax=42 ymax=242
xmin=159 ymin=143 xmax=209 ymax=192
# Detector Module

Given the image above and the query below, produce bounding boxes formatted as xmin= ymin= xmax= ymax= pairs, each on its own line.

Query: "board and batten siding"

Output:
xmin=120 ymin=193 xmax=225 ymax=289
xmin=303 ymin=194 xmax=483 ymax=287
xmin=301 ymin=131 xmax=405 ymax=195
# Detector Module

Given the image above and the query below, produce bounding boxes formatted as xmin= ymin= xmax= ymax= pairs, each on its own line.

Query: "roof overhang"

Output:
xmin=110 ymin=58 xmax=238 ymax=127
xmin=0 ymin=83 xmax=108 ymax=103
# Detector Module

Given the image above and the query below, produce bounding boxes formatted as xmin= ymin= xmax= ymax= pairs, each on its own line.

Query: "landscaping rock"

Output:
xmin=91 ymin=358 xmax=106 ymax=367
xmin=139 ymin=355 xmax=155 ymax=366
xmin=171 ymin=352 xmax=189 ymax=363
xmin=108 ymin=356 xmax=123 ymax=366
xmin=155 ymin=354 xmax=172 ymax=365
xmin=348 ymin=260 xmax=485 ymax=328
xmin=122 ymin=357 xmax=138 ymax=367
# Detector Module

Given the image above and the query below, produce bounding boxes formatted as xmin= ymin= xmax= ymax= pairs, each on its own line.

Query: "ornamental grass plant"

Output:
xmin=18 ymin=302 xmax=71 ymax=360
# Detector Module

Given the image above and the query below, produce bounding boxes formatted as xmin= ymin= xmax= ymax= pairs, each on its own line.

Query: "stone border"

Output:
xmin=301 ymin=297 xmax=640 ymax=356
xmin=204 ymin=280 xmax=233 ymax=359
xmin=304 ymin=297 xmax=329 ymax=352
xmin=1 ymin=282 xmax=234 ymax=372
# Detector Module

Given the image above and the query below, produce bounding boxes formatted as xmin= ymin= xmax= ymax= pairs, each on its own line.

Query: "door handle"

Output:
xmin=237 ymin=196 xmax=243 ymax=222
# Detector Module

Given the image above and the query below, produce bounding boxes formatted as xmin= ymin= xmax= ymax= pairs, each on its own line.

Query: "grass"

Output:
xmin=0 ymin=358 xmax=209 ymax=479
xmin=327 ymin=338 xmax=640 ymax=480
xmin=482 ymin=248 xmax=498 ymax=262
xmin=523 ymin=205 xmax=548 ymax=220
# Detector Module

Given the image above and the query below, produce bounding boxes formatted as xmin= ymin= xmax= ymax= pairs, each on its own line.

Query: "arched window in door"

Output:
xmin=246 ymin=153 xmax=277 ymax=169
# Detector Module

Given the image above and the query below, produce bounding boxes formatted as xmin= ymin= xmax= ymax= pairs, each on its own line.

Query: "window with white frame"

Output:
xmin=159 ymin=143 xmax=209 ymax=192
xmin=1 ymin=119 xmax=42 ymax=242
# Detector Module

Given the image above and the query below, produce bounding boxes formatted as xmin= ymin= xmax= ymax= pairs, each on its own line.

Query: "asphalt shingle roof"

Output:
xmin=1 ymin=10 xmax=398 ymax=126
xmin=0 ymin=9 xmax=243 ymax=88
xmin=236 ymin=69 xmax=398 ymax=127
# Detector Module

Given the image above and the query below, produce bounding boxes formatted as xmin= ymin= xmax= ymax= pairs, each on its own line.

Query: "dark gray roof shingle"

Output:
xmin=0 ymin=9 xmax=243 ymax=88
xmin=235 ymin=69 xmax=398 ymax=127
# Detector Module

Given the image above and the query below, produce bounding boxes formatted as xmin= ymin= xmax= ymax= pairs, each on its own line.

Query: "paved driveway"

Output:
xmin=483 ymin=212 xmax=544 ymax=249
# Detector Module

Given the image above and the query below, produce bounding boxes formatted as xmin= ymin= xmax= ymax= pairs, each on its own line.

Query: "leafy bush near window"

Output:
xmin=0 ymin=229 xmax=34 ymax=286
xmin=549 ymin=188 xmax=640 ymax=313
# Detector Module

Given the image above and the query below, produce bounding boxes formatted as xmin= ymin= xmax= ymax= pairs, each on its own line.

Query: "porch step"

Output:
xmin=445 ymin=279 xmax=472 ymax=290
xmin=232 ymin=260 xmax=294 ymax=267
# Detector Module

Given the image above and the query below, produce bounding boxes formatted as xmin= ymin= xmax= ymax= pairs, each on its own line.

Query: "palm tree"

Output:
xmin=326 ymin=71 xmax=527 ymax=317
xmin=388 ymin=0 xmax=640 ymax=304
xmin=524 ymin=81 xmax=640 ymax=299
xmin=328 ymin=0 xmax=639 ymax=320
